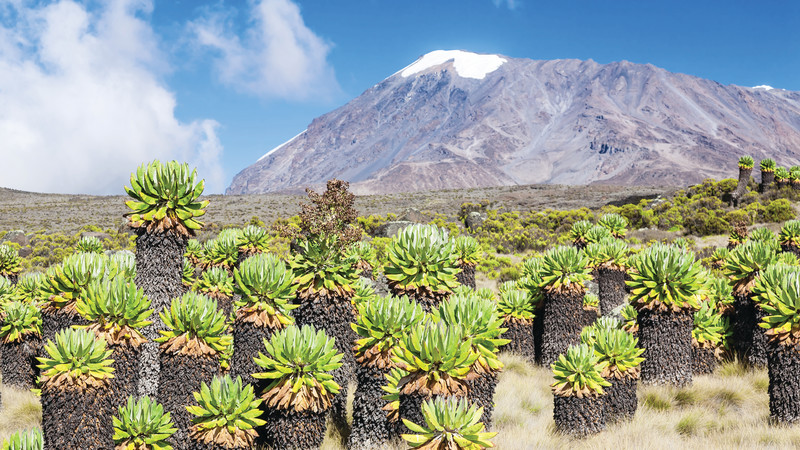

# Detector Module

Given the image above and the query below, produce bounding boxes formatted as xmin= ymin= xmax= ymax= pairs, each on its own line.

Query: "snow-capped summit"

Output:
xmin=753 ymin=85 xmax=775 ymax=90
xmin=400 ymin=50 xmax=507 ymax=80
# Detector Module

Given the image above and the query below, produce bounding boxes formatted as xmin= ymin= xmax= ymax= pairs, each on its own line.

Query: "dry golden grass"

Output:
xmin=4 ymin=355 xmax=800 ymax=449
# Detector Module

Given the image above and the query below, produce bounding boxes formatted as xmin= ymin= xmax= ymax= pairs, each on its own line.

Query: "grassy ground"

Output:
xmin=4 ymin=354 xmax=800 ymax=449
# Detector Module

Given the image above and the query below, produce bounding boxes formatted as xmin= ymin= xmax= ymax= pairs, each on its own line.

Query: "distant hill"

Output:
xmin=228 ymin=50 xmax=800 ymax=195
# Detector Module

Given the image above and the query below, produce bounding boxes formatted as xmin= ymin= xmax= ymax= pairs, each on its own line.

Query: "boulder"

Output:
xmin=1 ymin=230 xmax=29 ymax=247
xmin=375 ymin=221 xmax=414 ymax=238
xmin=465 ymin=212 xmax=486 ymax=230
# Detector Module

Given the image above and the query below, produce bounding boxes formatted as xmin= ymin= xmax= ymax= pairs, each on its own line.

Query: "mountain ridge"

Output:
xmin=227 ymin=51 xmax=800 ymax=195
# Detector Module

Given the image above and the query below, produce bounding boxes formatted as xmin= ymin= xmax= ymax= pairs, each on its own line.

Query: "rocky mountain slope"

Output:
xmin=227 ymin=50 xmax=800 ymax=195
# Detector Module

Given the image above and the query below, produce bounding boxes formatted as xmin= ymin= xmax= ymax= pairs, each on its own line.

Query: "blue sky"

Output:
xmin=0 ymin=0 xmax=797 ymax=194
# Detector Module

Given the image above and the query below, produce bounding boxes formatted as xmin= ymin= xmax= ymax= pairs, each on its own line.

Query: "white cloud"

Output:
xmin=493 ymin=0 xmax=519 ymax=9
xmin=190 ymin=0 xmax=339 ymax=100
xmin=0 ymin=0 xmax=225 ymax=194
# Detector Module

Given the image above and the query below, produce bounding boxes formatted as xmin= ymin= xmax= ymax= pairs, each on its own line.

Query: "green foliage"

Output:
xmin=182 ymin=258 xmax=195 ymax=288
xmin=108 ymin=250 xmax=136 ymax=280
xmin=749 ymin=227 xmax=779 ymax=250
xmin=760 ymin=158 xmax=776 ymax=172
xmin=569 ymin=220 xmax=593 ymax=247
xmin=1 ymin=428 xmax=42 ymax=450
xmin=201 ymin=236 xmax=239 ymax=271
xmin=584 ymin=238 xmax=628 ymax=269
xmin=236 ymin=225 xmax=270 ymax=256
xmin=37 ymin=327 xmax=114 ymax=385
xmin=75 ymin=236 xmax=104 ymax=254
xmin=497 ymin=289 xmax=535 ymax=321
xmin=582 ymin=293 xmax=599 ymax=308
xmin=0 ymin=244 xmax=21 ymax=278
xmin=780 ymin=220 xmax=800 ymax=249
xmin=0 ymin=276 xmax=14 ymax=304
xmin=186 ymin=239 xmax=203 ymax=263
xmin=384 ymin=224 xmax=460 ymax=294
xmin=194 ymin=267 xmax=234 ymax=299
xmin=433 ymin=292 xmax=509 ymax=374
xmin=402 ymin=397 xmax=496 ymax=449
xmin=392 ymin=322 xmax=478 ymax=396
xmin=77 ymin=276 xmax=152 ymax=339
xmin=156 ymin=292 xmax=231 ymax=355
xmin=453 ymin=235 xmax=481 ymax=267
xmin=42 ymin=252 xmax=107 ymax=309
xmin=621 ymin=304 xmax=638 ymax=333
xmin=776 ymin=167 xmax=790 ymax=182
xmin=627 ymin=244 xmax=705 ymax=311
xmin=723 ymin=240 xmax=778 ymax=293
xmin=113 ymin=396 xmax=175 ymax=450
xmin=584 ymin=226 xmax=612 ymax=245
xmin=551 ymin=344 xmax=610 ymax=398
xmin=692 ymin=302 xmax=729 ymax=348
xmin=253 ymin=324 xmax=343 ymax=413
xmin=234 ymin=253 xmax=297 ymax=329
xmin=124 ymin=160 xmax=209 ymax=236
xmin=538 ymin=246 xmax=591 ymax=292
xmin=10 ymin=273 xmax=45 ymax=303
xmin=0 ymin=301 xmax=41 ymax=343
xmin=186 ymin=375 xmax=265 ymax=447
xmin=590 ymin=327 xmax=644 ymax=379
xmin=739 ymin=156 xmax=755 ymax=169
xmin=598 ymin=213 xmax=628 ymax=238
xmin=291 ymin=234 xmax=359 ymax=297
xmin=759 ymin=271 xmax=800 ymax=346
xmin=351 ymin=294 xmax=426 ymax=369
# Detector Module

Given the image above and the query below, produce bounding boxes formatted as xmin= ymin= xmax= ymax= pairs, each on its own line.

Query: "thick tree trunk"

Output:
xmin=692 ymin=344 xmax=719 ymax=375
xmin=157 ymin=352 xmax=219 ymax=450
xmin=41 ymin=309 xmax=86 ymax=345
xmin=231 ymin=320 xmax=274 ymax=386
xmin=135 ymin=230 xmax=186 ymax=398
xmin=768 ymin=340 xmax=800 ymax=424
xmin=466 ymin=372 xmax=498 ymax=430
xmin=41 ymin=383 xmax=113 ymax=449
xmin=541 ymin=288 xmax=584 ymax=367
xmin=638 ymin=308 xmax=693 ymax=386
xmin=732 ymin=293 xmax=768 ymax=368
xmin=553 ymin=394 xmax=605 ymax=438
xmin=582 ymin=306 xmax=598 ymax=328
xmin=604 ymin=377 xmax=637 ymax=423
xmin=760 ymin=171 xmax=775 ymax=193
xmin=501 ymin=318 xmax=535 ymax=365
xmin=732 ymin=167 xmax=752 ymax=206
xmin=258 ymin=408 xmax=328 ymax=450
xmin=1 ymin=338 xmax=41 ymax=390
xmin=533 ymin=309 xmax=545 ymax=366
xmin=292 ymin=291 xmax=357 ymax=440
xmin=109 ymin=343 xmax=141 ymax=410
xmin=598 ymin=267 xmax=627 ymax=315
xmin=456 ymin=265 xmax=476 ymax=290
xmin=349 ymin=365 xmax=395 ymax=449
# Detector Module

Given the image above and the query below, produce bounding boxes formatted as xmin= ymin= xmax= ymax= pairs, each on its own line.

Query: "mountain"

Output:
xmin=227 ymin=50 xmax=800 ymax=195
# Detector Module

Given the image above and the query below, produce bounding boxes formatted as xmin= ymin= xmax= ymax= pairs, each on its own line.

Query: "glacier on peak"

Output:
xmin=400 ymin=50 xmax=507 ymax=80
xmin=258 ymin=130 xmax=306 ymax=162
xmin=752 ymin=85 xmax=775 ymax=91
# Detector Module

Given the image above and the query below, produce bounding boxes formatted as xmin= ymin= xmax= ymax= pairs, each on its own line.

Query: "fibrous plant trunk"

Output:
xmin=583 ymin=306 xmax=598 ymax=328
xmin=598 ymin=267 xmax=627 ymax=316
xmin=533 ymin=309 xmax=545 ymax=366
xmin=231 ymin=320 xmax=274 ymax=386
xmin=157 ymin=352 xmax=219 ymax=450
xmin=41 ymin=308 xmax=87 ymax=345
xmin=349 ymin=365 xmax=395 ymax=449
xmin=41 ymin=382 xmax=113 ymax=449
xmin=767 ymin=340 xmax=800 ymax=424
xmin=456 ymin=264 xmax=476 ymax=290
xmin=257 ymin=408 xmax=328 ymax=450
xmin=553 ymin=394 xmax=606 ymax=438
xmin=292 ymin=291 xmax=357 ymax=440
xmin=637 ymin=308 xmax=693 ymax=386
xmin=390 ymin=286 xmax=448 ymax=314
xmin=732 ymin=293 xmax=768 ymax=368
xmin=501 ymin=318 xmax=535 ymax=365
xmin=541 ymin=287 xmax=584 ymax=367
xmin=399 ymin=391 xmax=432 ymax=430
xmin=692 ymin=343 xmax=719 ymax=375
xmin=0 ymin=337 xmax=41 ymax=390
xmin=793 ymin=181 xmax=800 ymax=191
xmin=109 ymin=342 xmax=142 ymax=410
xmin=760 ymin=171 xmax=775 ymax=193
xmin=135 ymin=230 xmax=186 ymax=398
xmin=781 ymin=243 xmax=800 ymax=259
xmin=732 ymin=166 xmax=753 ymax=206
xmin=466 ymin=371 xmax=498 ymax=430
xmin=604 ymin=376 xmax=637 ymax=423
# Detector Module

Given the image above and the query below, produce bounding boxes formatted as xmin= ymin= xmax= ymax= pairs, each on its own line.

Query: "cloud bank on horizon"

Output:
xmin=0 ymin=0 xmax=336 ymax=195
